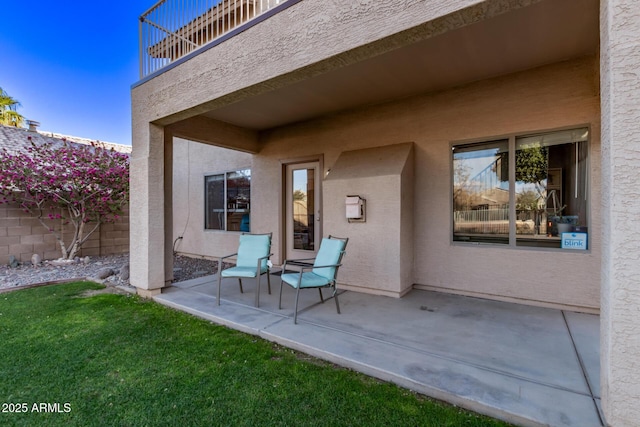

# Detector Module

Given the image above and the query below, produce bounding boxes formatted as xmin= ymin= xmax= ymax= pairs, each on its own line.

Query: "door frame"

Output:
xmin=280 ymin=155 xmax=323 ymax=262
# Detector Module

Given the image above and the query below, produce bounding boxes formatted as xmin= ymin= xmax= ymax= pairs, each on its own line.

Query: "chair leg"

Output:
xmin=294 ymin=286 xmax=301 ymax=324
xmin=318 ymin=288 xmax=324 ymax=303
xmin=255 ymin=274 xmax=261 ymax=307
xmin=238 ymin=278 xmax=244 ymax=293
xmin=267 ymin=272 xmax=271 ymax=294
xmin=278 ymin=277 xmax=284 ymax=310
xmin=334 ymin=287 xmax=341 ymax=314
xmin=216 ymin=269 xmax=222 ymax=306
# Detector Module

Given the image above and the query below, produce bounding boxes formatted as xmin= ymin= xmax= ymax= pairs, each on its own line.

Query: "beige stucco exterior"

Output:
xmin=170 ymin=57 xmax=600 ymax=307
xmin=132 ymin=0 xmax=640 ymax=424
xmin=172 ymin=138 xmax=253 ymax=259
xmin=600 ymin=0 xmax=640 ymax=424
xmin=323 ymin=143 xmax=415 ymax=297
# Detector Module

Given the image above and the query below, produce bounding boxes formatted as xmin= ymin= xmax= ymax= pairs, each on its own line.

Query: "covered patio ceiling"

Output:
xmin=198 ymin=0 xmax=599 ymax=131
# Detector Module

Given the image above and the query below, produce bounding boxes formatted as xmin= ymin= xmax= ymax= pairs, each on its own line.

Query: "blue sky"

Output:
xmin=1 ymin=1 xmax=152 ymax=146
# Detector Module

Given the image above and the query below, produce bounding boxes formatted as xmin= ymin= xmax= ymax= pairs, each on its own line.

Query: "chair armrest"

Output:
xmin=283 ymin=257 xmax=316 ymax=262
xmin=218 ymin=253 xmax=239 ymax=272
xmin=256 ymin=253 xmax=273 ymax=271
xmin=310 ymin=263 xmax=342 ymax=269
xmin=256 ymin=253 xmax=273 ymax=262
xmin=282 ymin=258 xmax=315 ymax=270
xmin=299 ymin=263 xmax=342 ymax=272
xmin=219 ymin=253 xmax=238 ymax=261
xmin=286 ymin=259 xmax=315 ymax=265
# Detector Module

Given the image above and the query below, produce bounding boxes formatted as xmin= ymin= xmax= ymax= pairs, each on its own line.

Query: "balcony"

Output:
xmin=134 ymin=0 xmax=599 ymax=131
xmin=139 ymin=0 xmax=290 ymax=79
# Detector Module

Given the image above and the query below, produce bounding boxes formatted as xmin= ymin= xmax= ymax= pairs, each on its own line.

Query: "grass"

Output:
xmin=0 ymin=282 xmax=512 ymax=427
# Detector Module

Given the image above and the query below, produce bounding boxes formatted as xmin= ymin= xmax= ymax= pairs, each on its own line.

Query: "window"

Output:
xmin=453 ymin=128 xmax=589 ymax=249
xmin=205 ymin=169 xmax=251 ymax=232
xmin=453 ymin=139 xmax=510 ymax=244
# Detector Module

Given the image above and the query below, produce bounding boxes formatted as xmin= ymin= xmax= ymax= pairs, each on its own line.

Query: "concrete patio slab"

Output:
xmin=564 ymin=311 xmax=600 ymax=397
xmin=298 ymin=290 xmax=591 ymax=395
xmin=154 ymin=274 xmax=603 ymax=427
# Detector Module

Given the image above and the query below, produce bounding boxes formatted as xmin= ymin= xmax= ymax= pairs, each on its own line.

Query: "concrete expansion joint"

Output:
xmin=561 ymin=311 xmax=604 ymax=426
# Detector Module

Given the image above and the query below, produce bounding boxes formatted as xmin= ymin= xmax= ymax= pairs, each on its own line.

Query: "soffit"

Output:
xmin=201 ymin=0 xmax=599 ymax=131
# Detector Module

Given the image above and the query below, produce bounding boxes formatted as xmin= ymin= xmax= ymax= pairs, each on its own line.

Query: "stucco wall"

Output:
xmin=600 ymin=0 xmax=640 ymax=424
xmin=132 ymin=0 xmax=553 ymax=294
xmin=173 ymin=56 xmax=600 ymax=310
xmin=410 ymin=58 xmax=601 ymax=311
xmin=323 ymin=143 xmax=414 ymax=297
xmin=172 ymin=138 xmax=253 ymax=260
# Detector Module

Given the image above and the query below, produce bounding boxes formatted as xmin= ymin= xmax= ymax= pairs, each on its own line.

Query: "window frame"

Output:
xmin=204 ymin=168 xmax=251 ymax=232
xmin=451 ymin=126 xmax=591 ymax=251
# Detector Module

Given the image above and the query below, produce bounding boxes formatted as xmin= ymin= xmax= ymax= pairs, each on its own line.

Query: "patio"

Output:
xmin=154 ymin=273 xmax=602 ymax=427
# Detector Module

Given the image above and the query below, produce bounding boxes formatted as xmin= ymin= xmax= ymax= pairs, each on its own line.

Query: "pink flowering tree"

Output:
xmin=0 ymin=140 xmax=129 ymax=260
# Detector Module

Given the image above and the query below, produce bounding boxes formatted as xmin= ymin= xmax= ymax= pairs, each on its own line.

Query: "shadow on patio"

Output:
xmin=153 ymin=273 xmax=602 ymax=427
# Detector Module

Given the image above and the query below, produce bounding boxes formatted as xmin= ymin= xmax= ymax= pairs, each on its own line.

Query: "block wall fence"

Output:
xmin=0 ymin=203 xmax=129 ymax=264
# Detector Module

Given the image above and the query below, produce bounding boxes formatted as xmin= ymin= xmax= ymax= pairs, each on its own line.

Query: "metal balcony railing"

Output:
xmin=139 ymin=0 xmax=287 ymax=78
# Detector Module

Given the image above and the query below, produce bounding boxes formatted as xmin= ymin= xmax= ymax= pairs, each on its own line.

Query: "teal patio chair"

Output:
xmin=217 ymin=232 xmax=272 ymax=307
xmin=278 ymin=235 xmax=348 ymax=324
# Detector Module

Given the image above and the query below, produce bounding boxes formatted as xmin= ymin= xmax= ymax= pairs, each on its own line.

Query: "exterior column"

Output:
xmin=130 ymin=123 xmax=167 ymax=297
xmin=600 ymin=0 xmax=640 ymax=425
xmin=164 ymin=128 xmax=174 ymax=286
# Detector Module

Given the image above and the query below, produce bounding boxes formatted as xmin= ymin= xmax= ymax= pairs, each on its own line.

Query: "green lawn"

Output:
xmin=0 ymin=282 xmax=511 ymax=427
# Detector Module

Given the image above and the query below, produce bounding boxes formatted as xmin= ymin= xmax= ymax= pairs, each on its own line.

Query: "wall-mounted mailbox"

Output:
xmin=346 ymin=195 xmax=366 ymax=223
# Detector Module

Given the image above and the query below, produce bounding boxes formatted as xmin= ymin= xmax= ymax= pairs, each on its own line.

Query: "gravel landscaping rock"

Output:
xmin=0 ymin=253 xmax=220 ymax=291
xmin=95 ymin=267 xmax=116 ymax=280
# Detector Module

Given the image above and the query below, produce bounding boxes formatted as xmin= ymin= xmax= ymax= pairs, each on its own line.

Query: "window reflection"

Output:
xmin=515 ymin=129 xmax=588 ymax=248
xmin=453 ymin=140 xmax=509 ymax=244
xmin=292 ymin=168 xmax=315 ymax=250
xmin=205 ymin=169 xmax=251 ymax=231
xmin=452 ymin=128 xmax=589 ymax=249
